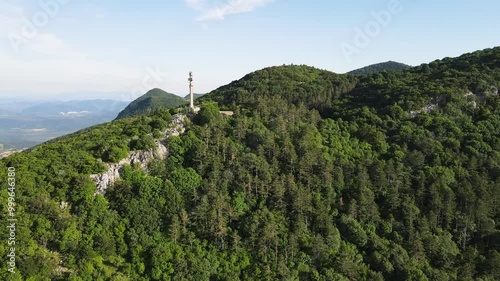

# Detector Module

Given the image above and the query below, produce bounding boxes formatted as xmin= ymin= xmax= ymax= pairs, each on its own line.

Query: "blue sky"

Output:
xmin=0 ymin=0 xmax=499 ymax=100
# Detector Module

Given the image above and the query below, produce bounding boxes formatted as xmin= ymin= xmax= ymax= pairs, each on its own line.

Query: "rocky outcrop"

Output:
xmin=409 ymin=104 xmax=438 ymax=118
xmin=59 ymin=201 xmax=69 ymax=209
xmin=163 ymin=113 xmax=186 ymax=137
xmin=90 ymin=114 xmax=186 ymax=195
xmin=90 ymin=141 xmax=168 ymax=194
xmin=464 ymin=91 xmax=474 ymax=97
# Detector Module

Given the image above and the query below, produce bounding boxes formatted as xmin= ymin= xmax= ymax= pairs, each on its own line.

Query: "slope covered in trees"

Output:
xmin=116 ymin=88 xmax=187 ymax=119
xmin=348 ymin=61 xmax=411 ymax=75
xmin=199 ymin=64 xmax=358 ymax=111
xmin=184 ymin=93 xmax=205 ymax=100
xmin=1 ymin=47 xmax=499 ymax=280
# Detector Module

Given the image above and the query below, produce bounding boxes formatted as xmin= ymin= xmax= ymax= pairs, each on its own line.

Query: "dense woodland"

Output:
xmin=116 ymin=88 xmax=187 ymax=119
xmin=1 ymin=47 xmax=499 ymax=280
xmin=347 ymin=61 xmax=410 ymax=75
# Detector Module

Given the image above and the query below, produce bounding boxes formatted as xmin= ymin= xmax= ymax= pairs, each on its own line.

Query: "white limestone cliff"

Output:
xmin=90 ymin=114 xmax=186 ymax=195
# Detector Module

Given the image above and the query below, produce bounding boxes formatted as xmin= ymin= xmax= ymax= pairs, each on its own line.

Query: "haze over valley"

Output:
xmin=0 ymin=99 xmax=128 ymax=151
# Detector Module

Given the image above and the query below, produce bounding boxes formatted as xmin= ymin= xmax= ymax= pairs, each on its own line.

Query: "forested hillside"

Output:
xmin=1 ymin=47 xmax=499 ymax=280
xmin=184 ymin=93 xmax=205 ymax=100
xmin=348 ymin=61 xmax=411 ymax=75
xmin=116 ymin=88 xmax=187 ymax=119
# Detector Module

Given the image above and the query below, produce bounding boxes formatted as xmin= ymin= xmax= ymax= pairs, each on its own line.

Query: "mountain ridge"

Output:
xmin=347 ymin=61 xmax=411 ymax=75
xmin=184 ymin=93 xmax=205 ymax=100
xmin=115 ymin=88 xmax=187 ymax=119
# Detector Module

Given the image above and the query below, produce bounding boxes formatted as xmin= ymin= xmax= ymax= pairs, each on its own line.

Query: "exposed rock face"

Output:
xmin=409 ymin=104 xmax=438 ymax=118
xmin=59 ymin=201 xmax=69 ymax=209
xmin=164 ymin=113 xmax=186 ymax=137
xmin=90 ymin=114 xmax=186 ymax=195
xmin=464 ymin=91 xmax=474 ymax=97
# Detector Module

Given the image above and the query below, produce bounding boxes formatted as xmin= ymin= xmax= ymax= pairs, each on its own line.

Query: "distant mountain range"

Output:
xmin=20 ymin=99 xmax=128 ymax=116
xmin=0 ymin=99 xmax=128 ymax=150
xmin=0 ymin=90 xmax=205 ymax=149
xmin=348 ymin=61 xmax=411 ymax=75
xmin=115 ymin=88 xmax=187 ymax=119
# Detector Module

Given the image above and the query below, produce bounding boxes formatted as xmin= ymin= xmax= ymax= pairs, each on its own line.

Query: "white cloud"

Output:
xmin=185 ymin=0 xmax=275 ymax=21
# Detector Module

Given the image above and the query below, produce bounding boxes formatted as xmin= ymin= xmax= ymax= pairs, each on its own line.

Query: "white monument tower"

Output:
xmin=188 ymin=71 xmax=194 ymax=111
